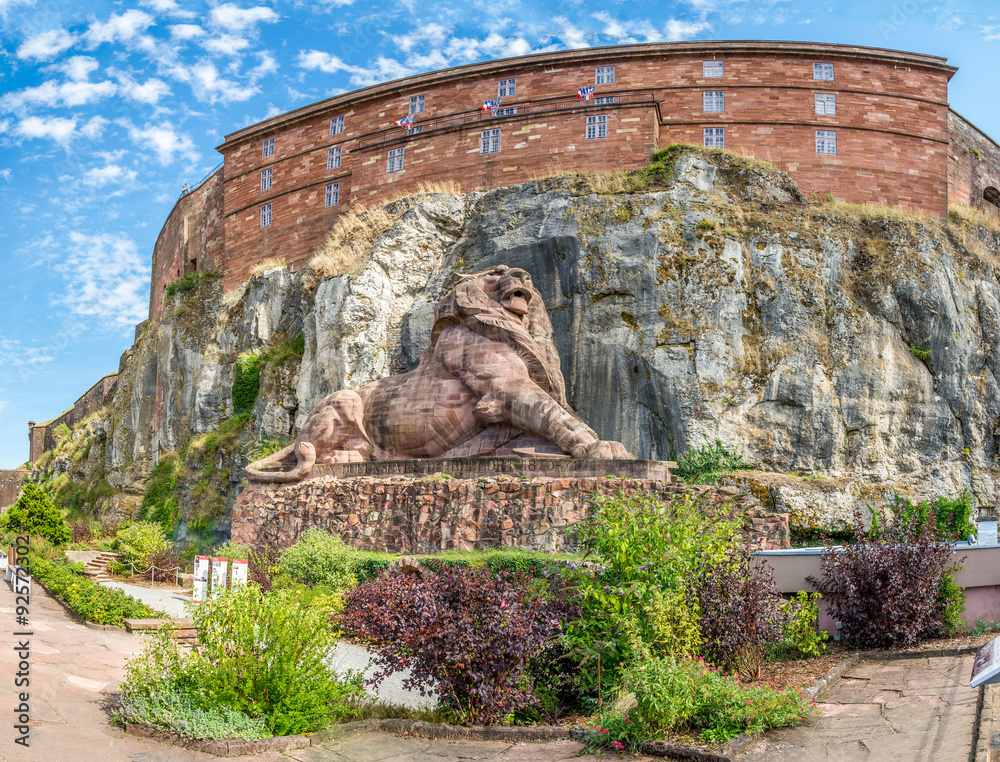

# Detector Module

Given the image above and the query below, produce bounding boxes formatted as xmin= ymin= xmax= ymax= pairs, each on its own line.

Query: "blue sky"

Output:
xmin=0 ymin=0 xmax=998 ymax=468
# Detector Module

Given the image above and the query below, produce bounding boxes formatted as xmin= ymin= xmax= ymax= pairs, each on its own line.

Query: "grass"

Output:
xmin=187 ymin=413 xmax=251 ymax=460
xmin=673 ymin=439 xmax=754 ymax=485
xmin=164 ymin=271 xmax=221 ymax=299
xmin=249 ymin=258 xmax=287 ymax=277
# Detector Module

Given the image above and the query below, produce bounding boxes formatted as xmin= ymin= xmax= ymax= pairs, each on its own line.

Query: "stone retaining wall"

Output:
xmin=233 ymin=474 xmax=789 ymax=553
xmin=0 ymin=470 xmax=24 ymax=509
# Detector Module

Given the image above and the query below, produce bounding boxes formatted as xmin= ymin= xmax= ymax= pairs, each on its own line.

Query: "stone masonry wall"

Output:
xmin=29 ymin=372 xmax=118 ymax=463
xmin=0 ymin=470 xmax=23 ymax=509
xmin=232 ymin=474 xmax=790 ymax=553
xmin=948 ymin=110 xmax=1000 ymax=220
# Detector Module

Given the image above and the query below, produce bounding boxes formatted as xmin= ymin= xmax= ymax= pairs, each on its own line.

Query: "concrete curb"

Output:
xmin=804 ymin=653 xmax=859 ymax=699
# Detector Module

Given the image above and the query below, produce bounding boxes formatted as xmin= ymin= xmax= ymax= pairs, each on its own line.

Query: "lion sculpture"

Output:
xmin=245 ymin=265 xmax=632 ymax=483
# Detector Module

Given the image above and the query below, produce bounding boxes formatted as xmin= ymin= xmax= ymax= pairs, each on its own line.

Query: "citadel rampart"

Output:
xmin=0 ymin=470 xmax=24 ymax=509
xmin=27 ymin=372 xmax=118 ymax=464
xmin=148 ymin=40 xmax=1000 ymax=320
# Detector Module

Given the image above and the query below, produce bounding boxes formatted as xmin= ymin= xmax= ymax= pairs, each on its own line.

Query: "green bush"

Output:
xmin=140 ymin=454 xmax=182 ymax=534
xmin=591 ymin=652 xmax=814 ymax=747
xmin=164 ymin=270 xmax=220 ymax=298
xmin=31 ymin=558 xmax=162 ymax=624
xmin=566 ymin=492 xmax=741 ymax=694
xmin=232 ymin=353 xmax=265 ymax=413
xmin=214 ymin=540 xmax=250 ymax=561
xmin=939 ymin=569 xmax=966 ymax=636
xmin=118 ymin=685 xmax=267 ymax=741
xmin=0 ymin=484 xmax=71 ymax=545
xmin=887 ymin=490 xmax=975 ymax=541
xmin=780 ymin=592 xmax=828 ymax=659
xmin=276 ymin=529 xmax=359 ymax=595
xmin=673 ymin=439 xmax=754 ymax=484
xmin=120 ymin=585 xmax=365 ymax=736
xmin=265 ymin=334 xmax=306 ymax=368
xmin=112 ymin=522 xmax=171 ymax=572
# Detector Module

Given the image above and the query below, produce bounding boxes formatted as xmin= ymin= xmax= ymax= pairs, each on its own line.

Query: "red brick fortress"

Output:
xmin=150 ymin=40 xmax=1000 ymax=319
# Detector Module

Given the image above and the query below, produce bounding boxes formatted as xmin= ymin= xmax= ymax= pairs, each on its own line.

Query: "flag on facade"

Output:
xmin=577 ymin=87 xmax=595 ymax=100
xmin=482 ymin=99 xmax=500 ymax=112
xmin=394 ymin=115 xmax=414 ymax=128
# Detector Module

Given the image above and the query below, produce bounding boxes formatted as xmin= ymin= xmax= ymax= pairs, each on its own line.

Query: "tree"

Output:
xmin=1 ymin=484 xmax=71 ymax=545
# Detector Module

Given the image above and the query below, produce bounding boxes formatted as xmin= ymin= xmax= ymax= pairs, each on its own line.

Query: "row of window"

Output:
xmin=258 ymin=124 xmax=841 ymax=229
xmin=703 ymin=127 xmax=838 ymax=154
xmin=259 ymin=181 xmax=342 ymax=227
xmin=703 ymin=90 xmax=839 ymax=115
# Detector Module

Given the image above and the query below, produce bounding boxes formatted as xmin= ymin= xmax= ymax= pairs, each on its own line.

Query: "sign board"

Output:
xmin=192 ymin=555 xmax=210 ymax=603
xmin=210 ymin=557 xmax=228 ymax=598
xmin=230 ymin=559 xmax=248 ymax=588
xmin=971 ymin=635 xmax=1000 ymax=688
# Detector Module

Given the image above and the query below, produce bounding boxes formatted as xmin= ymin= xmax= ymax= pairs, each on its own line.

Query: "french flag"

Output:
xmin=482 ymin=99 xmax=500 ymax=111
xmin=394 ymin=115 xmax=414 ymax=128
xmin=577 ymin=86 xmax=595 ymax=100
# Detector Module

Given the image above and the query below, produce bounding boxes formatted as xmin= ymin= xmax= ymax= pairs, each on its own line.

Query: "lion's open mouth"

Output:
xmin=503 ymin=291 xmax=529 ymax=315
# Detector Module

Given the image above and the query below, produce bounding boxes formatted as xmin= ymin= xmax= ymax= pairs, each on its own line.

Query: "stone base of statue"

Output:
xmin=232 ymin=457 xmax=789 ymax=554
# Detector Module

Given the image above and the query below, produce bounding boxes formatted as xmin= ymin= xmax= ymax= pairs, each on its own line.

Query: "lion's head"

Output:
xmin=431 ymin=265 xmax=569 ymax=409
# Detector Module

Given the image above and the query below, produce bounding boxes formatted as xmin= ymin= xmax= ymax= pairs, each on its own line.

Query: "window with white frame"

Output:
xmin=816 ymin=130 xmax=837 ymax=155
xmin=704 ymin=127 xmax=725 ymax=149
xmin=703 ymin=60 xmax=724 ymax=78
xmin=595 ymin=96 xmax=616 ymax=105
xmin=585 ymin=114 xmax=607 ymax=140
xmin=480 ymin=128 xmax=500 ymax=154
xmin=813 ymin=62 xmax=834 ymax=81
xmin=703 ymin=90 xmax=725 ymax=112
xmin=386 ymin=147 xmax=404 ymax=173
xmin=325 ymin=182 xmax=340 ymax=207
xmin=595 ymin=65 xmax=615 ymax=85
xmin=498 ymin=78 xmax=516 ymax=98
xmin=261 ymin=137 xmax=274 ymax=157
xmin=493 ymin=106 xmax=518 ymax=117
xmin=407 ymin=125 xmax=423 ymax=135
xmin=327 ymin=146 xmax=341 ymax=170
xmin=329 ymin=115 xmax=345 ymax=136
xmin=815 ymin=93 xmax=837 ymax=116
xmin=260 ymin=167 xmax=272 ymax=191
xmin=260 ymin=203 xmax=272 ymax=227
xmin=409 ymin=94 xmax=425 ymax=114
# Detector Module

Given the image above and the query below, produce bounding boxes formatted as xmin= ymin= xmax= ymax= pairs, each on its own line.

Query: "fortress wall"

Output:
xmin=28 ymin=373 xmax=118 ymax=461
xmin=233 ymin=474 xmax=790 ymax=554
xmin=0 ymin=470 xmax=23 ymax=509
xmin=948 ymin=110 xmax=1000 ymax=219
xmin=149 ymin=169 xmax=224 ymax=319
xmin=147 ymin=42 xmax=959 ymax=314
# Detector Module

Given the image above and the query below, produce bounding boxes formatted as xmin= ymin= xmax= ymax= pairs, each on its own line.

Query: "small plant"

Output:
xmin=909 ymin=344 xmax=931 ymax=361
xmin=232 ymin=353 xmax=265 ymax=413
xmin=0 ymin=484 xmax=70 ymax=545
xmin=972 ymin=616 xmax=1000 ymax=636
xmin=111 ymin=522 xmax=171 ymax=574
xmin=673 ymin=438 xmax=754 ymax=484
xmin=342 ymin=567 xmax=567 ymax=725
xmin=781 ymin=592 xmax=828 ymax=658
xmin=696 ymin=219 xmax=716 ymax=231
xmin=824 ymin=192 xmax=835 ymax=203
xmin=31 ymin=558 xmax=162 ymax=624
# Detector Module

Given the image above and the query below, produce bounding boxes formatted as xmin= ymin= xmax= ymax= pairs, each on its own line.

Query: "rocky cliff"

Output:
xmin=35 ymin=146 xmax=1000 ymax=546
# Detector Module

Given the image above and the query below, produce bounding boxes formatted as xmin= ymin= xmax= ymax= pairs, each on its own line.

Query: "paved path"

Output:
xmin=99 ymin=579 xmax=192 ymax=619
xmin=288 ymin=732 xmax=587 ymax=762
xmin=327 ymin=642 xmax=437 ymax=710
xmin=736 ymin=655 xmax=981 ymax=761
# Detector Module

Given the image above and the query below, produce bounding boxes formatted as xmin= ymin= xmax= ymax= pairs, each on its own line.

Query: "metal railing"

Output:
xmin=179 ymin=161 xmax=224 ymax=199
xmin=110 ymin=559 xmax=182 ymax=587
xmin=356 ymin=91 xmax=657 ymax=150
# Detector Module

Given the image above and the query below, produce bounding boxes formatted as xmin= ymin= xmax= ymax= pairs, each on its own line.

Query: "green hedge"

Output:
xmin=31 ymin=558 xmax=163 ymax=625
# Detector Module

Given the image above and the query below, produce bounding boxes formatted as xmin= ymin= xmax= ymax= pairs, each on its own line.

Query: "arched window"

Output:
xmin=985 ymin=187 xmax=1000 ymax=209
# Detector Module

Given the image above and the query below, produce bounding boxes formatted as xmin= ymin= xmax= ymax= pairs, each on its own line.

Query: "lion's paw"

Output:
xmin=578 ymin=440 xmax=634 ymax=460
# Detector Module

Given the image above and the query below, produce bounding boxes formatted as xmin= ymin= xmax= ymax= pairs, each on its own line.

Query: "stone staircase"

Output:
xmin=82 ymin=552 xmax=120 ymax=582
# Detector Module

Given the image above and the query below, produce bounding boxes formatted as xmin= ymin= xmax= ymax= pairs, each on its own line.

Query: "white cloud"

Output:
xmin=209 ymin=3 xmax=279 ymax=32
xmin=80 ymin=163 xmax=138 ymax=187
xmin=57 ymin=55 xmax=100 ymax=81
xmin=143 ymin=0 xmax=197 ymax=18
xmin=127 ymin=122 xmax=197 ymax=164
xmin=81 ymin=116 xmax=108 ymax=140
xmin=119 ymin=76 xmax=171 ymax=104
xmin=202 ymin=33 xmax=251 ymax=55
xmin=983 ymin=25 xmax=1000 ymax=41
xmin=394 ymin=23 xmax=448 ymax=53
xmin=85 ymin=9 xmax=155 ymax=47
xmin=297 ymin=49 xmax=354 ymax=74
xmin=16 ymin=116 xmax=77 ymax=144
xmin=664 ymin=18 xmax=712 ymax=40
xmin=17 ymin=29 xmax=76 ymax=61
xmin=2 ymin=78 xmax=117 ymax=111
xmin=170 ymin=23 xmax=206 ymax=40
xmin=168 ymin=60 xmax=258 ymax=103
xmin=55 ymin=232 xmax=149 ymax=328
xmin=0 ymin=168 xmax=10 ymax=182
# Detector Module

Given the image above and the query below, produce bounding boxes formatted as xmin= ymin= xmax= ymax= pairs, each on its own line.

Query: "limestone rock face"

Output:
xmin=80 ymin=149 xmax=1000 ymax=535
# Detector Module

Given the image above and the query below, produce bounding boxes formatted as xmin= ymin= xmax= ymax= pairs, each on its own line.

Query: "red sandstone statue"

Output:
xmin=245 ymin=266 xmax=632 ymax=482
